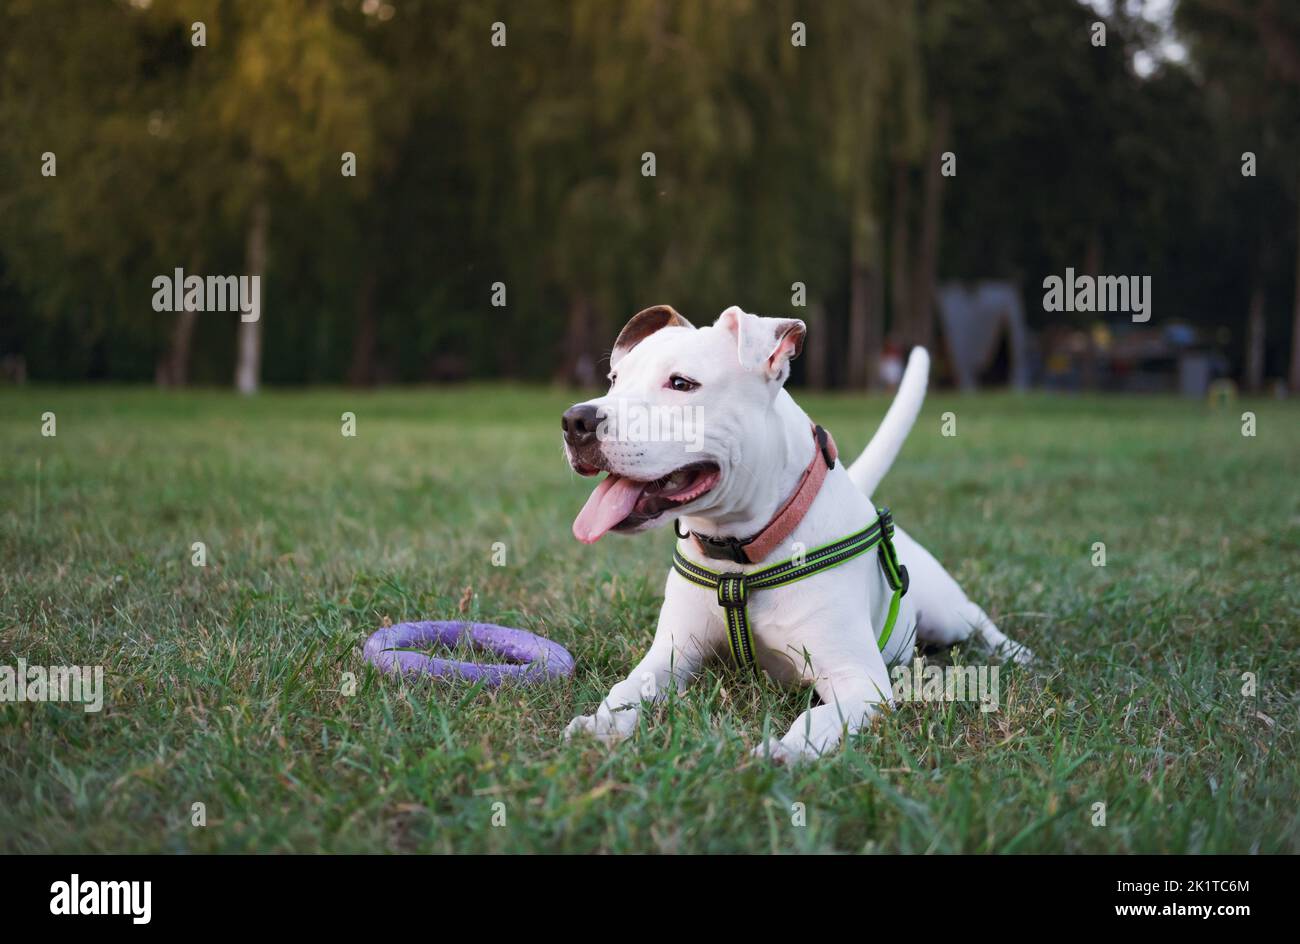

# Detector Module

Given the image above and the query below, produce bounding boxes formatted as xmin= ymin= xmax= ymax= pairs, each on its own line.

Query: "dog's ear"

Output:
xmin=716 ymin=306 xmax=805 ymax=381
xmin=610 ymin=305 xmax=695 ymax=369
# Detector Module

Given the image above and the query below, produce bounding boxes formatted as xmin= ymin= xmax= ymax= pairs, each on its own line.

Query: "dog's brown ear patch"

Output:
xmin=610 ymin=305 xmax=694 ymax=367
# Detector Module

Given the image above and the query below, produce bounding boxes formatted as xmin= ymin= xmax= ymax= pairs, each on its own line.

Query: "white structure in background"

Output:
xmin=936 ymin=281 xmax=1030 ymax=391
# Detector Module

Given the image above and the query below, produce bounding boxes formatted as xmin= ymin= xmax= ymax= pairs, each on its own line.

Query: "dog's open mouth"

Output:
xmin=572 ymin=462 xmax=720 ymax=543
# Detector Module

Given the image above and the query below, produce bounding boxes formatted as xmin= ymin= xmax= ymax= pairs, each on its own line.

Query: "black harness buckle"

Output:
xmin=694 ymin=532 xmax=752 ymax=564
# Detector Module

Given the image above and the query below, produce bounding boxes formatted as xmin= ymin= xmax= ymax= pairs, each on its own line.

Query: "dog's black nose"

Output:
xmin=562 ymin=404 xmax=602 ymax=447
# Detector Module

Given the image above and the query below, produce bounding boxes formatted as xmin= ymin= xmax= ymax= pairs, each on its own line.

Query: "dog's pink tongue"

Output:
xmin=573 ymin=474 xmax=646 ymax=543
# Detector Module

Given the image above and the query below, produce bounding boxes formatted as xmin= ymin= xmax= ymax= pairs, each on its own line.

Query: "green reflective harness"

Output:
xmin=671 ymin=507 xmax=910 ymax=671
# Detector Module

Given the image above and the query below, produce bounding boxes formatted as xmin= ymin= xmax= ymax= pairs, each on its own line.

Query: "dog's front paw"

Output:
xmin=750 ymin=736 xmax=817 ymax=766
xmin=564 ymin=713 xmax=599 ymax=740
xmin=1000 ymin=641 xmax=1036 ymax=667
xmin=563 ymin=706 xmax=637 ymax=744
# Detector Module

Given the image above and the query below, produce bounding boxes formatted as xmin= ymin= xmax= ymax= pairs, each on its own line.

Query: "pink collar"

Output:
xmin=687 ymin=424 xmax=838 ymax=565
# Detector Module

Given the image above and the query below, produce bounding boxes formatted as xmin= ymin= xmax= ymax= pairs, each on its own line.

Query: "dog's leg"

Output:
xmin=893 ymin=526 xmax=1035 ymax=665
xmin=564 ymin=581 xmax=719 ymax=744
xmin=753 ymin=634 xmax=894 ymax=764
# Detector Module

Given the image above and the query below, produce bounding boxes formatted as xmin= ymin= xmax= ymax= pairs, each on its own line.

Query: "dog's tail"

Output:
xmin=846 ymin=347 xmax=929 ymax=497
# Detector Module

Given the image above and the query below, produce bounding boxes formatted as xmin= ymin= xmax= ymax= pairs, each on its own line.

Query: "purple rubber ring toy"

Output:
xmin=363 ymin=620 xmax=574 ymax=686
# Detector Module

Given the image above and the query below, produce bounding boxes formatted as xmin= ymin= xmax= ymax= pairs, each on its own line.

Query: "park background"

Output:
xmin=2 ymin=0 xmax=1298 ymax=854
xmin=1 ymin=0 xmax=1299 ymax=394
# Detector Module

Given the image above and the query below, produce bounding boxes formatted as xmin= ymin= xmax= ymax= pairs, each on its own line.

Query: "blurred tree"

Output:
xmin=1179 ymin=0 xmax=1300 ymax=391
xmin=505 ymin=0 xmax=761 ymax=384
xmin=807 ymin=1 xmax=922 ymax=387
xmin=0 ymin=0 xmax=223 ymax=382
xmin=0 ymin=0 xmax=1293 ymax=392
xmin=189 ymin=0 xmax=396 ymax=393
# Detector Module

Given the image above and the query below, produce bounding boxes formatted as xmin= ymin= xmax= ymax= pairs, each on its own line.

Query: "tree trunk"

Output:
xmin=156 ymin=254 xmax=201 ymax=387
xmin=847 ymin=196 xmax=881 ymax=389
xmin=1291 ymin=187 xmax=1300 ymax=394
xmin=912 ymin=101 xmax=949 ymax=353
xmin=889 ymin=160 xmax=912 ymax=345
xmin=157 ymin=306 xmax=198 ymax=387
xmin=235 ymin=196 xmax=269 ymax=395
xmin=347 ymin=263 xmax=379 ymax=387
xmin=847 ymin=260 xmax=870 ymax=389
xmin=1085 ymin=228 xmax=1102 ymax=279
xmin=157 ymin=306 xmax=197 ymax=387
xmin=805 ymin=300 xmax=828 ymax=389
xmin=1081 ymin=230 xmax=1104 ymax=390
xmin=871 ymin=249 xmax=886 ymax=383
xmin=847 ymin=264 xmax=883 ymax=390
xmin=560 ymin=291 xmax=597 ymax=386
xmin=1246 ymin=278 xmax=1266 ymax=393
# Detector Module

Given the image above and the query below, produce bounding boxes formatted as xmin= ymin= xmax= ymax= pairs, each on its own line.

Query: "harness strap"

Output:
xmin=673 ymin=507 xmax=910 ymax=671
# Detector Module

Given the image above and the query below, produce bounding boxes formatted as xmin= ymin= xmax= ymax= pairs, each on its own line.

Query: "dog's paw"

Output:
xmin=563 ymin=714 xmax=598 ymax=740
xmin=1003 ymin=642 xmax=1036 ymax=667
xmin=750 ymin=736 xmax=817 ymax=766
xmin=563 ymin=707 xmax=636 ymax=744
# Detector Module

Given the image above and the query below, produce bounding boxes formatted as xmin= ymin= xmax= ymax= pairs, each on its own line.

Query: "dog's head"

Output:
xmin=563 ymin=304 xmax=805 ymax=543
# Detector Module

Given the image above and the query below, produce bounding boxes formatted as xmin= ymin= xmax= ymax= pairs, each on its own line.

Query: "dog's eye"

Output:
xmin=667 ymin=374 xmax=698 ymax=392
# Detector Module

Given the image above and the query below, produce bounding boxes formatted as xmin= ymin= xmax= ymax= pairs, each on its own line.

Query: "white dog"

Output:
xmin=561 ymin=305 xmax=1032 ymax=763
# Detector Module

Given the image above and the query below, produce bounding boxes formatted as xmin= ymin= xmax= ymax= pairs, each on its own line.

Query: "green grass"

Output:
xmin=1 ymin=385 xmax=1297 ymax=853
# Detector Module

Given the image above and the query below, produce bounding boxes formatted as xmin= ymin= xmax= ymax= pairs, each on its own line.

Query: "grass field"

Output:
xmin=1 ymin=385 xmax=1297 ymax=853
